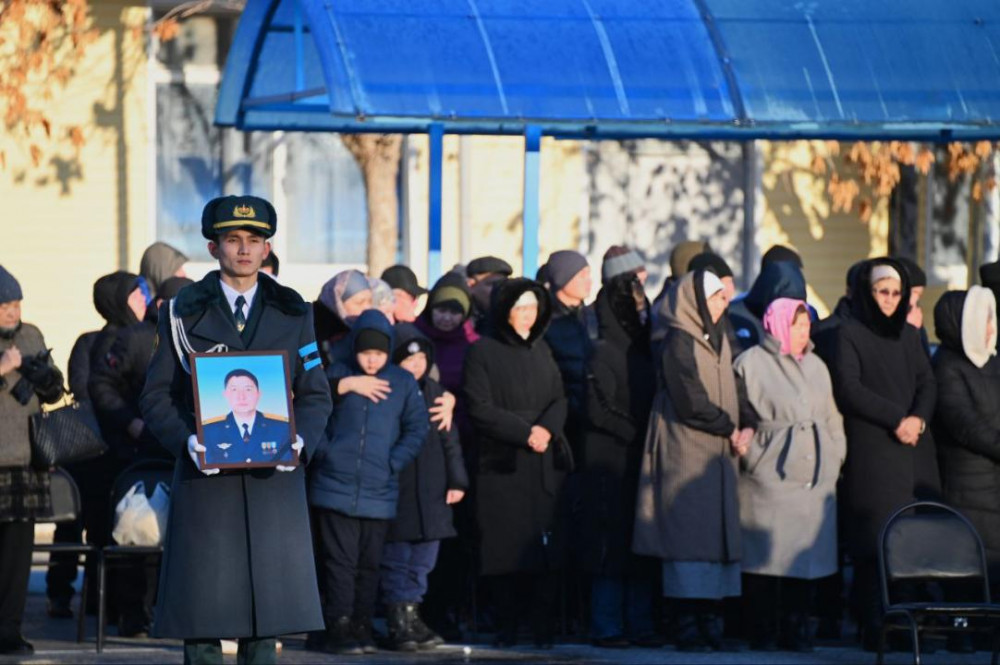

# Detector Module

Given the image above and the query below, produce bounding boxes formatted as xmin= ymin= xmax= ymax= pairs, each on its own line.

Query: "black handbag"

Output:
xmin=29 ymin=400 xmax=108 ymax=468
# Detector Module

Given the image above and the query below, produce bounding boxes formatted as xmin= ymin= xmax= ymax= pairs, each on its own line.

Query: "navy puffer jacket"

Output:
xmin=309 ymin=310 xmax=429 ymax=519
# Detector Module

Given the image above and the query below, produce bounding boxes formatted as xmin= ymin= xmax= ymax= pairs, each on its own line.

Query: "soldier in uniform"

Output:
xmin=140 ymin=195 xmax=332 ymax=665
xmin=201 ymin=369 xmax=293 ymax=466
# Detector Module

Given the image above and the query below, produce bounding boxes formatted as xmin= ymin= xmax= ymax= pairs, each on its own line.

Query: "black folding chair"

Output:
xmin=877 ymin=500 xmax=1000 ymax=665
xmin=34 ymin=467 xmax=96 ymax=646
xmin=97 ymin=458 xmax=173 ymax=652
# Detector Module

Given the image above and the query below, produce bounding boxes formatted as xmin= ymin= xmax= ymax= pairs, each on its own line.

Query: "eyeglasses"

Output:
xmin=872 ymin=288 xmax=902 ymax=299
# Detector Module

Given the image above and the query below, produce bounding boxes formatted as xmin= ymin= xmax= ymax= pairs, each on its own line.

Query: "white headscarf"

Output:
xmin=702 ymin=271 xmax=724 ymax=299
xmin=962 ymin=285 xmax=998 ymax=368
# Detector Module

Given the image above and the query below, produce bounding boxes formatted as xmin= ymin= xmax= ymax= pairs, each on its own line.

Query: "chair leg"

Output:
xmin=992 ymin=622 xmax=999 ymax=665
xmin=76 ymin=556 xmax=88 ymax=644
xmin=97 ymin=552 xmax=106 ymax=653
xmin=909 ymin=617 xmax=921 ymax=665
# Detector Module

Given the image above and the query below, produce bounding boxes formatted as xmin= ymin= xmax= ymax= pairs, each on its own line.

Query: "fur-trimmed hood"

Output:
xmin=488 ymin=277 xmax=552 ymax=347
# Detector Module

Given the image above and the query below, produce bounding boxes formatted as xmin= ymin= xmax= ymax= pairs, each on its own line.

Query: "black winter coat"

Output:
xmin=932 ymin=291 xmax=1000 ymax=578
xmin=811 ymin=296 xmax=852 ymax=368
xmin=543 ymin=298 xmax=596 ymax=452
xmin=140 ymin=271 xmax=332 ymax=640
xmin=831 ymin=259 xmax=940 ymax=561
xmin=90 ymin=321 xmax=169 ymax=462
xmin=387 ymin=330 xmax=469 ymax=542
xmin=464 ymin=278 xmax=570 ymax=575
xmin=576 ymin=280 xmax=656 ymax=576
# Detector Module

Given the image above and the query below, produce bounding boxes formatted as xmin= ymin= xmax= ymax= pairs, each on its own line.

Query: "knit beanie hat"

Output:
xmin=545 ymin=250 xmax=589 ymax=292
xmin=354 ymin=329 xmax=391 ymax=354
xmin=688 ymin=252 xmax=734 ymax=278
xmin=428 ymin=272 xmax=472 ymax=317
xmin=0 ymin=266 xmax=23 ymax=304
xmin=392 ymin=335 xmax=433 ymax=365
xmin=670 ymin=241 xmax=711 ymax=277
xmin=601 ymin=246 xmax=645 ymax=284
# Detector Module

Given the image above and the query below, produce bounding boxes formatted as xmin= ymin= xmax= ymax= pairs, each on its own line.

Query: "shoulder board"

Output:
xmin=263 ymin=413 xmax=290 ymax=423
xmin=202 ymin=415 xmax=227 ymax=425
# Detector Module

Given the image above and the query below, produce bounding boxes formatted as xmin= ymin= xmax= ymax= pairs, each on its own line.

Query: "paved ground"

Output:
xmin=6 ymin=590 xmax=997 ymax=665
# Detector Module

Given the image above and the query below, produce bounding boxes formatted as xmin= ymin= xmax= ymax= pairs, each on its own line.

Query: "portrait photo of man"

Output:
xmin=201 ymin=368 xmax=294 ymax=466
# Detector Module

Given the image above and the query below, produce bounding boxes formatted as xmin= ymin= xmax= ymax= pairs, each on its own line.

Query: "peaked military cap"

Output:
xmin=201 ymin=195 xmax=277 ymax=240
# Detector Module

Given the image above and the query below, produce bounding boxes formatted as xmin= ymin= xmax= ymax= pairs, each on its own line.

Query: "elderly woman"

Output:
xmin=733 ymin=298 xmax=846 ymax=652
xmin=831 ymin=258 xmax=938 ymax=650
xmin=0 ymin=266 xmax=64 ymax=655
xmin=933 ymin=287 xmax=1000 ymax=584
xmin=463 ymin=277 xmax=570 ymax=648
xmin=633 ymin=270 xmax=756 ymax=652
xmin=314 ymin=270 xmax=373 ymax=368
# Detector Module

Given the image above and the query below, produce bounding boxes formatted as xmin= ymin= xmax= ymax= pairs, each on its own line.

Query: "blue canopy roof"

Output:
xmin=216 ymin=0 xmax=1000 ymax=140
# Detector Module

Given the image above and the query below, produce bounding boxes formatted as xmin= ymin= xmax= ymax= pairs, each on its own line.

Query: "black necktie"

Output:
xmin=234 ymin=295 xmax=247 ymax=332
xmin=242 ymin=423 xmax=251 ymax=444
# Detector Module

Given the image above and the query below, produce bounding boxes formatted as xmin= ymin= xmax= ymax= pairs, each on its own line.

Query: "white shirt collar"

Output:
xmin=233 ymin=413 xmax=256 ymax=436
xmin=219 ymin=278 xmax=258 ymax=317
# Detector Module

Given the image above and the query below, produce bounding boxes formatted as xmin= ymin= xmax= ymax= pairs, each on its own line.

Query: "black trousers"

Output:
xmin=45 ymin=519 xmax=83 ymax=603
xmin=742 ymin=573 xmax=812 ymax=640
xmin=487 ymin=572 xmax=559 ymax=639
xmin=0 ymin=520 xmax=34 ymax=639
xmin=183 ymin=638 xmax=276 ymax=665
xmin=314 ymin=509 xmax=389 ymax=623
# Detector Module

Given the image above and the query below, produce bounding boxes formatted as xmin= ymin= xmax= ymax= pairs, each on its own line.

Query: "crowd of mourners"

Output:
xmin=2 ymin=232 xmax=1000 ymax=657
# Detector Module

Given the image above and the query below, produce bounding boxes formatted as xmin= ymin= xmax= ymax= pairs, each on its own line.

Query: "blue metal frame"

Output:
xmin=428 ymin=123 xmax=444 ymax=283
xmin=522 ymin=125 xmax=542 ymax=278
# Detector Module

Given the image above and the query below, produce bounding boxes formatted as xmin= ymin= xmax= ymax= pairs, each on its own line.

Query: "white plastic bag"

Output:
xmin=112 ymin=481 xmax=170 ymax=546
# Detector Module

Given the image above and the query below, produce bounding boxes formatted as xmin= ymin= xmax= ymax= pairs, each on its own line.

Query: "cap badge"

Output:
xmin=233 ymin=204 xmax=256 ymax=218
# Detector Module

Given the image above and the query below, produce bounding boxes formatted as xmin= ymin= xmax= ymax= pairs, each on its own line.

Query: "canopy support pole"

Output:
xmin=428 ymin=123 xmax=444 ymax=283
xmin=522 ymin=125 xmax=542 ymax=277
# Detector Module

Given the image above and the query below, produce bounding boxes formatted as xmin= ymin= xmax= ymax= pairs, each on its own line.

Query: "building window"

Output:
xmin=153 ymin=15 xmax=368 ymax=265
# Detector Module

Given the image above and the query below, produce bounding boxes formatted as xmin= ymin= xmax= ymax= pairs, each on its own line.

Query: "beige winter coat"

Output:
xmin=633 ymin=274 xmax=745 ymax=563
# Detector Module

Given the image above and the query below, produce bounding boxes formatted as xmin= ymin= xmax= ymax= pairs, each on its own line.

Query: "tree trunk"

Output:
xmin=341 ymin=134 xmax=403 ymax=275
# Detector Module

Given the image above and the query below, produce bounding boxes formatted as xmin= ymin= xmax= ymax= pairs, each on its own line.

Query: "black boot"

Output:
xmin=385 ymin=603 xmax=419 ymax=652
xmin=675 ymin=613 xmax=711 ymax=652
xmin=325 ymin=616 xmax=363 ymax=655
xmin=780 ymin=612 xmax=814 ymax=652
xmin=352 ymin=617 xmax=378 ymax=654
xmin=409 ymin=603 xmax=445 ymax=649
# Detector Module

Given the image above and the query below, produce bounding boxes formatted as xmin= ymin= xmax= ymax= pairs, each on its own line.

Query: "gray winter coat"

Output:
xmin=733 ymin=337 xmax=846 ymax=579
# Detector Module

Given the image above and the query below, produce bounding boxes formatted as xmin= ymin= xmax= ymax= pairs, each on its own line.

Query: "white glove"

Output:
xmin=188 ymin=435 xmax=220 ymax=476
xmin=276 ymin=435 xmax=304 ymax=473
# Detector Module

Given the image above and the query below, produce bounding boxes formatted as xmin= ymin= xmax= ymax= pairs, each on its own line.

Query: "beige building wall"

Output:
xmin=758 ymin=141 xmax=889 ymax=318
xmin=0 ymin=0 xmax=151 ymax=375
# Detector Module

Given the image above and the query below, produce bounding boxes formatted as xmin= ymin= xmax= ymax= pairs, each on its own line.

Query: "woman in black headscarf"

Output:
xmin=830 ymin=258 xmax=939 ymax=650
xmin=463 ymin=278 xmax=570 ymax=648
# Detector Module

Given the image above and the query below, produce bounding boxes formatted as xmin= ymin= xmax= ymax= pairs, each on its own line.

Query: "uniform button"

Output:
xmin=246 ymin=458 xmax=252 ymax=463
xmin=805 ymin=482 xmax=813 ymax=489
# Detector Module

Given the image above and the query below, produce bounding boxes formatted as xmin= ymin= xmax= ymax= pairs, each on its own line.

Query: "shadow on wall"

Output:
xmin=583 ymin=140 xmax=745 ymax=296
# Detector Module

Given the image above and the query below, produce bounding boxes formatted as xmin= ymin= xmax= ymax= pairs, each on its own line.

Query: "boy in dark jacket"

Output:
xmin=310 ymin=309 xmax=429 ymax=655
xmin=380 ymin=324 xmax=468 ymax=651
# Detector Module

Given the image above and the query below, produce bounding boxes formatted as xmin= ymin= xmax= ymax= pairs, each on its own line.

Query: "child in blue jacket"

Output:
xmin=309 ymin=309 xmax=428 ymax=655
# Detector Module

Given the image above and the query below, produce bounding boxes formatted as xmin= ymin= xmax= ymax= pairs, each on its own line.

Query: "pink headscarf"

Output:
xmin=762 ymin=297 xmax=809 ymax=361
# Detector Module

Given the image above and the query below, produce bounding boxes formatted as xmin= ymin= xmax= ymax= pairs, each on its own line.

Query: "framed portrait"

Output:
xmin=191 ymin=351 xmax=298 ymax=470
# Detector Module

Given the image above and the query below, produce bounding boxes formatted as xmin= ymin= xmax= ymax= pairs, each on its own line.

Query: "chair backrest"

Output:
xmin=40 ymin=467 xmax=83 ymax=524
xmin=109 ymin=459 xmax=174 ymax=513
xmin=879 ymin=501 xmax=990 ymax=605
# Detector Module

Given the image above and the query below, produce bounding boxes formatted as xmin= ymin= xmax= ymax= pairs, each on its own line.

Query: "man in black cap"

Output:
xmin=140 ymin=195 xmax=332 ymax=665
xmin=465 ymin=256 xmax=513 ymax=333
xmin=381 ymin=265 xmax=427 ymax=324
